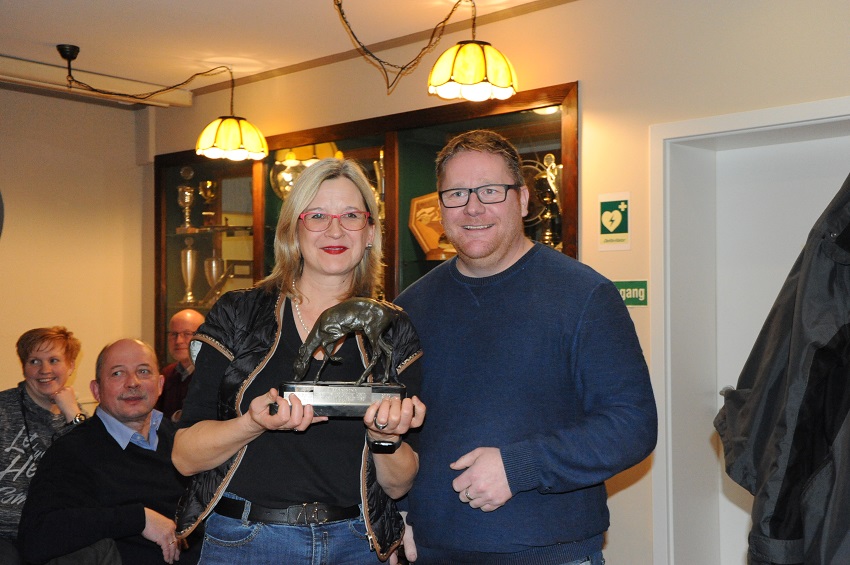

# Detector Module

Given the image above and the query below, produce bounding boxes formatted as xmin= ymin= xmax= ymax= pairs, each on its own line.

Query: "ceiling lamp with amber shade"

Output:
xmin=428 ymin=40 xmax=517 ymax=102
xmin=427 ymin=2 xmax=517 ymax=101
xmin=334 ymin=0 xmax=517 ymax=101
xmin=196 ymin=68 xmax=268 ymax=161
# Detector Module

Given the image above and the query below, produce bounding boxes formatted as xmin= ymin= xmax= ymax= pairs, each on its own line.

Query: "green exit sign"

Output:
xmin=614 ymin=280 xmax=648 ymax=307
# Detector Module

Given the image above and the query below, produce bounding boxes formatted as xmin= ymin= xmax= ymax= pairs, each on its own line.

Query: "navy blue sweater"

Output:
xmin=396 ymin=243 xmax=657 ymax=562
xmin=18 ymin=414 xmax=196 ymax=564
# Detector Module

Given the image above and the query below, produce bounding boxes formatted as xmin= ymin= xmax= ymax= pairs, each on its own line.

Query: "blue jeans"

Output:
xmin=199 ymin=506 xmax=384 ymax=565
xmin=413 ymin=547 xmax=605 ymax=565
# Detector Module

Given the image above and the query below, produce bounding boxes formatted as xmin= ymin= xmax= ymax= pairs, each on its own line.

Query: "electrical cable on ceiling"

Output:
xmin=334 ymin=0 xmax=472 ymax=94
xmin=57 ymin=44 xmax=230 ymax=102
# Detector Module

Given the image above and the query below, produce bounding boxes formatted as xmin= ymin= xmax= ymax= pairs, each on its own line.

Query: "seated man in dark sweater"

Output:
xmin=18 ymin=339 xmax=199 ymax=565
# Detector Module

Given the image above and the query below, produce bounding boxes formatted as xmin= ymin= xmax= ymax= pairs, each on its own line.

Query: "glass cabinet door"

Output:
xmin=155 ymin=155 xmax=260 ymax=364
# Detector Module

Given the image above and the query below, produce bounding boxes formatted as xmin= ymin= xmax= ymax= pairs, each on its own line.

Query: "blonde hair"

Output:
xmin=259 ymin=158 xmax=383 ymax=300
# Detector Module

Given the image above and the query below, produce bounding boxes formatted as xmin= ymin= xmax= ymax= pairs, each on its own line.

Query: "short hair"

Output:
xmin=94 ymin=339 xmax=159 ymax=383
xmin=16 ymin=326 xmax=81 ymax=366
xmin=435 ymin=129 xmax=524 ymax=190
xmin=259 ymin=158 xmax=383 ymax=300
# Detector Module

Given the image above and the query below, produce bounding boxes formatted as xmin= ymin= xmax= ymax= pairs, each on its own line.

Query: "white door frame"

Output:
xmin=649 ymin=96 xmax=850 ymax=565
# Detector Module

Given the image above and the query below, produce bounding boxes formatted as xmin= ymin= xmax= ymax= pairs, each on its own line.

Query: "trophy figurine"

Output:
xmin=198 ymin=180 xmax=218 ymax=226
xmin=180 ymin=237 xmax=198 ymax=304
xmin=177 ymin=185 xmax=195 ymax=230
xmin=280 ymin=298 xmax=415 ymax=417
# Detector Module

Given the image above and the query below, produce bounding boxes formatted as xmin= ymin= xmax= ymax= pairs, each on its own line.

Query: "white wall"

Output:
xmin=0 ymin=88 xmax=148 ymax=404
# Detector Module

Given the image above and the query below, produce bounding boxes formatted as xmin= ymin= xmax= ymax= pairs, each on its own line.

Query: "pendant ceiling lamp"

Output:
xmin=196 ymin=67 xmax=268 ymax=161
xmin=427 ymin=3 xmax=517 ymax=101
xmin=334 ymin=0 xmax=517 ymax=102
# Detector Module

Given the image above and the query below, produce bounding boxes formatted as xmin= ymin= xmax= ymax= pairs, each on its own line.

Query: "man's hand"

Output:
xmin=142 ymin=507 xmax=181 ymax=564
xmin=389 ymin=511 xmax=418 ymax=564
xmin=450 ymin=447 xmax=513 ymax=512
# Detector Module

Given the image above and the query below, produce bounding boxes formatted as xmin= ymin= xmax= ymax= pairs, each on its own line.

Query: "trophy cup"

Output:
xmin=180 ymin=237 xmax=198 ymax=304
xmin=177 ymin=185 xmax=195 ymax=231
xmin=279 ymin=297 xmax=414 ymax=417
xmin=198 ymin=180 xmax=218 ymax=226
xmin=203 ymin=250 xmax=225 ymax=303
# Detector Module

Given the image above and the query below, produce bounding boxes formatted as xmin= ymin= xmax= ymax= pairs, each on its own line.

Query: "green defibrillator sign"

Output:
xmin=599 ymin=192 xmax=630 ymax=250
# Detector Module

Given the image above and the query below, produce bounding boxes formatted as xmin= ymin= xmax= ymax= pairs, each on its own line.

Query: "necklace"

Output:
xmin=292 ymin=281 xmax=311 ymax=333
xmin=293 ymin=300 xmax=311 ymax=333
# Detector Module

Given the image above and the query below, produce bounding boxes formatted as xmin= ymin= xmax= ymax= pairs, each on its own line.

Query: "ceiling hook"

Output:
xmin=56 ymin=44 xmax=80 ymax=87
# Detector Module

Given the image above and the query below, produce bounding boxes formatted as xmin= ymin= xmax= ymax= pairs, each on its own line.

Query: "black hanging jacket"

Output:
xmin=715 ymin=171 xmax=850 ymax=565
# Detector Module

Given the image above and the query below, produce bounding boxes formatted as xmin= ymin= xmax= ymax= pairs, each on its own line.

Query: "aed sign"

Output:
xmin=599 ymin=192 xmax=630 ymax=251
xmin=614 ymin=280 xmax=648 ymax=307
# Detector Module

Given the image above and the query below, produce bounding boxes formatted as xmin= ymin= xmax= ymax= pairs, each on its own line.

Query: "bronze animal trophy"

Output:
xmin=280 ymin=297 xmax=414 ymax=417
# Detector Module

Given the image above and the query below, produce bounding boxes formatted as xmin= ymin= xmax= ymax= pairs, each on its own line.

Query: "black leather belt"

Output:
xmin=213 ymin=497 xmax=360 ymax=525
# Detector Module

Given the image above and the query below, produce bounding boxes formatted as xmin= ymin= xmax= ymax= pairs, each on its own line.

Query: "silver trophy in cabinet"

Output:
xmin=179 ymin=237 xmax=198 ymax=304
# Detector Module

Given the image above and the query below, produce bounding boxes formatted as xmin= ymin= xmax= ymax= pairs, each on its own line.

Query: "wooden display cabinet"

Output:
xmin=155 ymin=82 xmax=579 ymax=363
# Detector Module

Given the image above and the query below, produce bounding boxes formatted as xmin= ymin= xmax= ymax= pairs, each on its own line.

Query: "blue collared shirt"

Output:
xmin=96 ymin=407 xmax=163 ymax=451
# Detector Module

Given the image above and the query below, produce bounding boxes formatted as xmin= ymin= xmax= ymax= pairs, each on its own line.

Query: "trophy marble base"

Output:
xmin=281 ymin=382 xmax=406 ymax=417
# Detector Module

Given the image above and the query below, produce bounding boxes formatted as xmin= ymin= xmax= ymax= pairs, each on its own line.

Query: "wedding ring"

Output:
xmin=374 ymin=416 xmax=388 ymax=430
xmin=465 ymin=488 xmax=474 ymax=502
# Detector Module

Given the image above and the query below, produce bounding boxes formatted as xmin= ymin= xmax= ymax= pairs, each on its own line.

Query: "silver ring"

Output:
xmin=464 ymin=488 xmax=474 ymax=502
xmin=374 ymin=416 xmax=388 ymax=430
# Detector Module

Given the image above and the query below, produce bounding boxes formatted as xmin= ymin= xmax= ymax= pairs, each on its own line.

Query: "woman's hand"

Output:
xmin=247 ymin=388 xmax=328 ymax=433
xmin=51 ymin=386 xmax=81 ymax=422
xmin=364 ymin=395 xmax=426 ymax=440
xmin=363 ymin=396 xmax=426 ymax=499
xmin=173 ymin=388 xmax=328 ymax=476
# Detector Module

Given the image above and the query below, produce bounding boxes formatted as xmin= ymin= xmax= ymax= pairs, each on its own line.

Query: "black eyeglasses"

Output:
xmin=167 ymin=331 xmax=196 ymax=340
xmin=299 ymin=211 xmax=371 ymax=232
xmin=438 ymin=183 xmax=522 ymax=208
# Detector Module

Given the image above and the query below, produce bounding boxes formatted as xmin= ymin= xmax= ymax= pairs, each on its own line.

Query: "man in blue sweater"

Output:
xmin=394 ymin=130 xmax=657 ymax=564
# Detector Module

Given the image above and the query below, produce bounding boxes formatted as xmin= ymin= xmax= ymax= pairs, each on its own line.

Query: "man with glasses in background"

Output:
xmin=393 ymin=130 xmax=657 ymax=565
xmin=158 ymin=309 xmax=204 ymax=421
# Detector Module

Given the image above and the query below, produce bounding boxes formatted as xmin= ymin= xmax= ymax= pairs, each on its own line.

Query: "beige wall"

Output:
xmin=2 ymin=0 xmax=850 ymax=562
xmin=0 ymin=88 xmax=149 ymax=405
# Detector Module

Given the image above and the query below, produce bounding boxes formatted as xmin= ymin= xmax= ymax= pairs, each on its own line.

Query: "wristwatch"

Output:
xmin=71 ymin=413 xmax=87 ymax=425
xmin=367 ymin=434 xmax=402 ymax=454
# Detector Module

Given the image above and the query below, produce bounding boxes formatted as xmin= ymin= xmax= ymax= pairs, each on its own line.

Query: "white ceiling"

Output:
xmin=0 ymin=0 xmax=541 ymax=99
